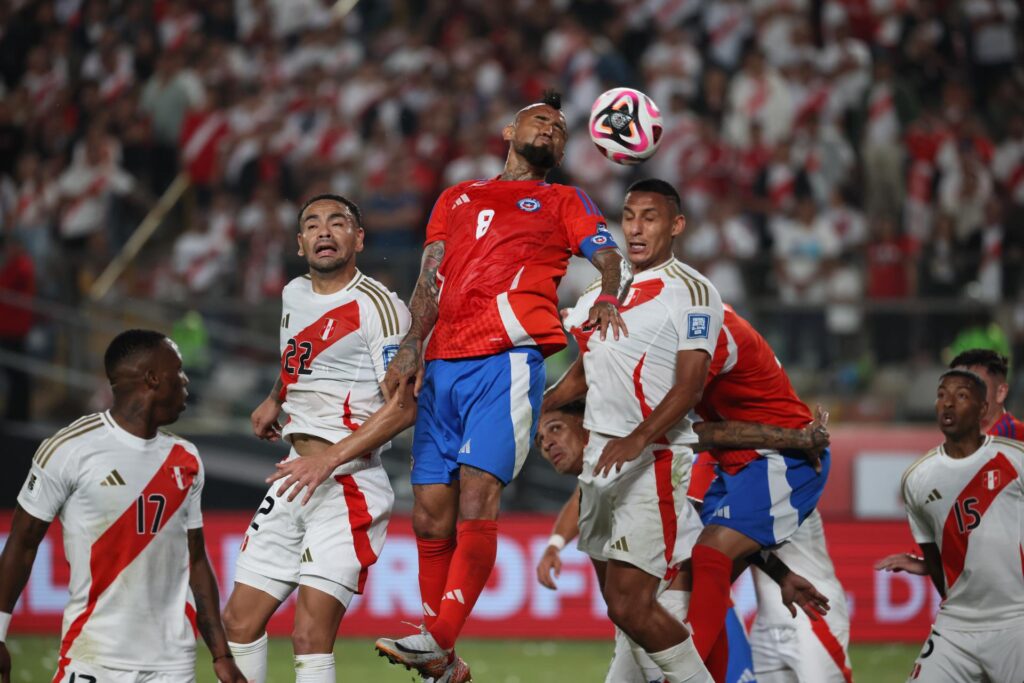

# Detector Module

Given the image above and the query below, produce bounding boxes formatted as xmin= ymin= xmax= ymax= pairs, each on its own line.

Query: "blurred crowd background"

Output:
xmin=0 ymin=0 xmax=1022 ymax=447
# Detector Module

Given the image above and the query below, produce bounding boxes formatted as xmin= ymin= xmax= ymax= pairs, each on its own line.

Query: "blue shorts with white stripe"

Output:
xmin=410 ymin=348 xmax=545 ymax=486
xmin=699 ymin=449 xmax=830 ymax=548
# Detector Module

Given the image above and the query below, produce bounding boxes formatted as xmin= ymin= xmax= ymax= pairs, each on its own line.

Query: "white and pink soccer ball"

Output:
xmin=588 ymin=87 xmax=664 ymax=165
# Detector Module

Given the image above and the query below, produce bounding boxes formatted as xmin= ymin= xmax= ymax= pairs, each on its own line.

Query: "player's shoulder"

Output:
xmin=282 ymin=274 xmax=313 ymax=297
xmin=990 ymin=435 xmax=1024 ymax=460
xmin=351 ymin=271 xmax=406 ymax=336
xmin=657 ymin=259 xmax=720 ymax=307
xmin=901 ymin=446 xmax=942 ymax=494
xmin=32 ymin=412 xmax=108 ymax=470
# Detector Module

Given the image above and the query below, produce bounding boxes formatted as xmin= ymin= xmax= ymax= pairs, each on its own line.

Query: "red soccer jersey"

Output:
xmin=424 ymin=178 xmax=612 ymax=360
xmin=988 ymin=411 xmax=1024 ymax=440
xmin=696 ymin=305 xmax=813 ymax=472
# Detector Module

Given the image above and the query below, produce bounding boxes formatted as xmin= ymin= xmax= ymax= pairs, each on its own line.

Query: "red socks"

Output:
xmin=688 ymin=545 xmax=733 ymax=662
xmin=705 ymin=630 xmax=730 ymax=683
xmin=428 ymin=520 xmax=498 ymax=650
xmin=416 ymin=536 xmax=456 ymax=630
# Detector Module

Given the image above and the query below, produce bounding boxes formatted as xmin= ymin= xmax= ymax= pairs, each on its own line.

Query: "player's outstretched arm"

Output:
xmin=383 ymin=240 xmax=445 ymax=397
xmin=585 ymin=248 xmax=632 ymax=341
xmin=536 ymin=486 xmax=582 ymax=590
xmin=251 ymin=377 xmax=284 ymax=441
xmin=594 ymin=349 xmax=710 ymax=477
xmin=187 ymin=529 xmax=249 ymax=683
xmin=541 ymin=356 xmax=588 ymax=413
xmin=268 ymin=381 xmax=417 ymax=504
xmin=874 ymin=552 xmax=928 ymax=575
xmin=0 ymin=506 xmax=52 ymax=682
xmin=747 ymin=552 xmax=830 ymax=620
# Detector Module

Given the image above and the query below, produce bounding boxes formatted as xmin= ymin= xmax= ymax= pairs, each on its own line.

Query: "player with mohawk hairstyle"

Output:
xmin=364 ymin=89 xmax=633 ymax=682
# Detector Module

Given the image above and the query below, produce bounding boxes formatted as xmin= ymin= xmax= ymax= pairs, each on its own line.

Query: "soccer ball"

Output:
xmin=588 ymin=87 xmax=663 ymax=165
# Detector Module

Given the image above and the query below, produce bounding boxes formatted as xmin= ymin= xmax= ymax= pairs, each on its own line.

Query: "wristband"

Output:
xmin=212 ymin=652 xmax=234 ymax=663
xmin=595 ymin=294 xmax=620 ymax=309
xmin=0 ymin=611 xmax=11 ymax=643
xmin=547 ymin=534 xmax=567 ymax=551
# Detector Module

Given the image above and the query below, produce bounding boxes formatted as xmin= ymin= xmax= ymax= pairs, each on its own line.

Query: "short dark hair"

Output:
xmin=949 ymin=349 xmax=1009 ymax=379
xmin=939 ymin=369 xmax=988 ymax=401
xmin=551 ymin=399 xmax=585 ymax=417
xmin=297 ymin=193 xmax=362 ymax=230
xmin=104 ymin=329 xmax=167 ymax=380
xmin=626 ymin=178 xmax=682 ymax=214
xmin=540 ymin=89 xmax=562 ymax=110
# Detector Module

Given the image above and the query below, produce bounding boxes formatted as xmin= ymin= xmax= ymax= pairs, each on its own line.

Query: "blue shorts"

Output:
xmin=699 ymin=449 xmax=830 ymax=548
xmin=411 ymin=348 xmax=545 ymax=486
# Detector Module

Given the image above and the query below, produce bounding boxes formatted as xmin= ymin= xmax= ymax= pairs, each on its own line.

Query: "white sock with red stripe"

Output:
xmin=294 ymin=653 xmax=335 ymax=681
xmin=229 ymin=633 xmax=268 ymax=683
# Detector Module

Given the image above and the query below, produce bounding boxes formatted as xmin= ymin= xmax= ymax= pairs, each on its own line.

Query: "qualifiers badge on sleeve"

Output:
xmin=687 ymin=313 xmax=710 ymax=339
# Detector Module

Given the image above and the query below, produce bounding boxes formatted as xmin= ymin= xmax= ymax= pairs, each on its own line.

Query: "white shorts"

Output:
xmin=749 ymin=617 xmax=852 ymax=683
xmin=578 ymin=434 xmax=701 ymax=580
xmin=55 ymin=662 xmax=194 ymax=683
xmin=235 ymin=456 xmax=393 ymax=599
xmin=907 ymin=623 xmax=1024 ymax=682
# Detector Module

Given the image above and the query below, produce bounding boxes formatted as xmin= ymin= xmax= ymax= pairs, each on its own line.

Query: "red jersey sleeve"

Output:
xmin=424 ymin=186 xmax=455 ymax=246
xmin=559 ymin=185 xmax=617 ymax=259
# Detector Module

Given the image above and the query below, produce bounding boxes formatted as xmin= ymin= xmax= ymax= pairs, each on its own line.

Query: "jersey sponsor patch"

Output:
xmin=517 ymin=197 xmax=541 ymax=212
xmin=382 ymin=344 xmax=399 ymax=369
xmin=687 ymin=313 xmax=711 ymax=339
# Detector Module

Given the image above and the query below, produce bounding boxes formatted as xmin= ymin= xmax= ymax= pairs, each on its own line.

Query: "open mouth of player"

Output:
xmin=628 ymin=240 xmax=648 ymax=254
xmin=315 ymin=243 xmax=338 ymax=257
xmin=940 ymin=412 xmax=955 ymax=426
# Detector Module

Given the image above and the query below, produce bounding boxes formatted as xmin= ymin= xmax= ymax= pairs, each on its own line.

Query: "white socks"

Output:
xmin=647 ymin=637 xmax=713 ymax=683
xmin=295 ymin=653 xmax=335 ymax=682
xmin=228 ymin=633 xmax=268 ymax=683
xmin=607 ymin=626 xmax=653 ymax=683
xmin=658 ymin=589 xmax=690 ymax=623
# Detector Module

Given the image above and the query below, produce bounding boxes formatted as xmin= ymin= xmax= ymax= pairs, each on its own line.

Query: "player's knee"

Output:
xmin=222 ymin=602 xmax=260 ymax=642
xmin=604 ymin=588 xmax=647 ymax=633
xmin=457 ymin=477 xmax=502 ymax=520
xmin=291 ymin=623 xmax=333 ymax=655
xmin=412 ymin=505 xmax=454 ymax=538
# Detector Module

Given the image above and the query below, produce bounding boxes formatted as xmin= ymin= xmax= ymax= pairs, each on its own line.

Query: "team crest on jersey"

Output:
xmin=167 ymin=465 xmax=196 ymax=490
xmin=320 ymin=318 xmax=337 ymax=340
xmin=517 ymin=197 xmax=541 ymax=212
xmin=687 ymin=313 xmax=710 ymax=339
xmin=590 ymin=234 xmax=609 ymax=246
xmin=984 ymin=469 xmax=1001 ymax=490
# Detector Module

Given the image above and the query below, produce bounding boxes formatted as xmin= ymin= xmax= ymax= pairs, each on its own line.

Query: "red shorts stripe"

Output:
xmin=809 ymin=616 xmax=852 ymax=683
xmin=184 ymin=602 xmax=198 ymax=638
xmin=653 ymin=449 xmax=678 ymax=581
xmin=53 ymin=445 xmax=198 ymax=681
xmin=336 ymin=474 xmax=377 ymax=593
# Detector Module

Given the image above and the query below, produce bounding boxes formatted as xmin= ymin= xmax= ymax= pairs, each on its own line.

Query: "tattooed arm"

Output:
xmin=585 ymin=248 xmax=632 ymax=341
xmin=692 ymin=420 xmax=828 ymax=453
xmin=382 ymin=240 xmax=445 ymax=397
xmin=188 ymin=529 xmax=247 ymax=682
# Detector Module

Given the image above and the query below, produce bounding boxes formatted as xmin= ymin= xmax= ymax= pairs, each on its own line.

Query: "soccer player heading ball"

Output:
xmin=370 ymin=90 xmax=633 ymax=681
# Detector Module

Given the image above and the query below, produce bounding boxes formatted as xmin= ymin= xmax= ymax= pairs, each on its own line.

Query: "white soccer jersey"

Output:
xmin=16 ymin=412 xmax=204 ymax=674
xmin=901 ymin=436 xmax=1024 ymax=630
xmin=278 ymin=270 xmax=410 ymax=473
xmin=564 ymin=257 xmax=723 ymax=447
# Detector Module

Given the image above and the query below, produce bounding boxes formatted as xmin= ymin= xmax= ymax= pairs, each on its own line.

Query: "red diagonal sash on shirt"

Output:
xmin=279 ymin=300 xmax=361 ymax=400
xmin=53 ymin=445 xmax=199 ymax=682
xmin=940 ymin=452 xmax=1018 ymax=589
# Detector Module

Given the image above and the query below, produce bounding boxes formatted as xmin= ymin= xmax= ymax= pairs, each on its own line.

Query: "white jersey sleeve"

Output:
xmin=17 ymin=425 xmax=86 ymax=522
xmin=668 ymin=268 xmax=724 ymax=357
xmin=359 ymin=287 xmax=411 ymax=384
xmin=901 ymin=452 xmax=938 ymax=544
xmin=183 ymin=442 xmax=204 ymax=530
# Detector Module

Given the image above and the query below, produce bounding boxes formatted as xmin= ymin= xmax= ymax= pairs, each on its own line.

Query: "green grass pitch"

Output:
xmin=5 ymin=636 xmax=920 ymax=682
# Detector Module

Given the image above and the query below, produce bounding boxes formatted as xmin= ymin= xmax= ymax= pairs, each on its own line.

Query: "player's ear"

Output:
xmin=996 ymin=382 xmax=1009 ymax=405
xmin=143 ymin=367 xmax=160 ymax=390
xmin=296 ymin=232 xmax=305 ymax=257
xmin=502 ymin=122 xmax=515 ymax=142
xmin=355 ymin=226 xmax=365 ymax=253
xmin=671 ymin=214 xmax=686 ymax=238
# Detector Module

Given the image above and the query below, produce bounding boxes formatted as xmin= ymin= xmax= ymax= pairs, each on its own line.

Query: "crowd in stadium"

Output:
xmin=0 ymin=0 xmax=1022 ymax=372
